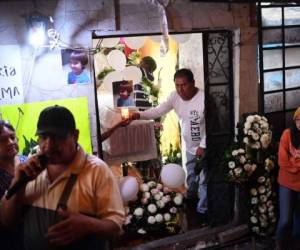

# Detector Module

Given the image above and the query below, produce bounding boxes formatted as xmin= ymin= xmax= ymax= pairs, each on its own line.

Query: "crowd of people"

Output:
xmin=1 ymin=67 xmax=298 ymax=249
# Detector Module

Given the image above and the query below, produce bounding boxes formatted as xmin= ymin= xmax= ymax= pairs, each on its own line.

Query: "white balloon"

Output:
xmin=101 ymin=37 xmax=120 ymax=48
xmin=119 ymin=176 xmax=139 ymax=203
xmin=125 ymin=36 xmax=146 ymax=49
xmin=122 ymin=66 xmax=143 ymax=84
xmin=150 ymin=35 xmax=161 ymax=43
xmin=107 ymin=49 xmax=127 ymax=71
xmin=171 ymin=34 xmax=191 ymax=44
xmin=161 ymin=164 xmax=186 ymax=189
xmin=103 ymin=71 xmax=123 ymax=93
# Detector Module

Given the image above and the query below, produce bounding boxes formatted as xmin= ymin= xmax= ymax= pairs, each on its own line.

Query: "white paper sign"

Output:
xmin=0 ymin=45 xmax=24 ymax=105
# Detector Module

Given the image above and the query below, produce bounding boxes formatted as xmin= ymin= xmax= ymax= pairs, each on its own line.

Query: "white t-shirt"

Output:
xmin=139 ymin=89 xmax=206 ymax=155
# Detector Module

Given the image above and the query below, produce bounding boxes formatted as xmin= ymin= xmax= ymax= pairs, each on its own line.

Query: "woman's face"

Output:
xmin=295 ymin=115 xmax=300 ymax=131
xmin=0 ymin=126 xmax=18 ymax=159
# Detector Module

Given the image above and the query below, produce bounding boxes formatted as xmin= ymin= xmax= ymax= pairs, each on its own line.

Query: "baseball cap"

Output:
xmin=36 ymin=105 xmax=76 ymax=136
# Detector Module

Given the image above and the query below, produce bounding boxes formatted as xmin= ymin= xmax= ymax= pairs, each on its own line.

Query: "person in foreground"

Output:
xmin=276 ymin=107 xmax=300 ymax=250
xmin=0 ymin=120 xmax=26 ymax=249
xmin=131 ymin=68 xmax=207 ymax=225
xmin=0 ymin=105 xmax=125 ymax=250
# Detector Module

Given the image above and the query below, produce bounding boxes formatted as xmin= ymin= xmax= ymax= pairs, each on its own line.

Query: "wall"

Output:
xmin=0 ymin=0 xmax=258 ymax=152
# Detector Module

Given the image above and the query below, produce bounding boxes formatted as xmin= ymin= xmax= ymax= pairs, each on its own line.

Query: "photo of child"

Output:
xmin=61 ymin=49 xmax=91 ymax=85
xmin=113 ymin=80 xmax=135 ymax=107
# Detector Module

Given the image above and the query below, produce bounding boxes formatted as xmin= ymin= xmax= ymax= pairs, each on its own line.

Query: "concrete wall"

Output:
xmin=0 ymin=0 xmax=258 ymax=151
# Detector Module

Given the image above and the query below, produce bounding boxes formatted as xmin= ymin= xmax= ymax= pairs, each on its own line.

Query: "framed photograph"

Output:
xmin=112 ymin=80 xmax=135 ymax=108
xmin=61 ymin=49 xmax=91 ymax=85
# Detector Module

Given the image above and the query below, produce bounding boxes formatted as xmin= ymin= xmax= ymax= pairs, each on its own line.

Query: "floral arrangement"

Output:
xmin=224 ymin=113 xmax=277 ymax=236
xmin=161 ymin=143 xmax=182 ymax=165
xmin=238 ymin=114 xmax=272 ymax=150
xmin=226 ymin=148 xmax=257 ymax=183
xmin=123 ymin=180 xmax=184 ymax=236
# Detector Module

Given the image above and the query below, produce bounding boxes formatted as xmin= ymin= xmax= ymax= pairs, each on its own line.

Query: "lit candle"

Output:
xmin=121 ymin=108 xmax=129 ymax=119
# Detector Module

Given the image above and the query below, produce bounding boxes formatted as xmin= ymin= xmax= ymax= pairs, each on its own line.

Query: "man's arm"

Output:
xmin=47 ymin=210 xmax=121 ymax=246
xmin=101 ymin=118 xmax=132 ymax=142
xmin=132 ymin=92 xmax=175 ymax=120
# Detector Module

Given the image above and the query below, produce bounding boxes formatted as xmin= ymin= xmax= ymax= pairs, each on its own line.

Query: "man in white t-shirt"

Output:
xmin=131 ymin=68 xmax=207 ymax=225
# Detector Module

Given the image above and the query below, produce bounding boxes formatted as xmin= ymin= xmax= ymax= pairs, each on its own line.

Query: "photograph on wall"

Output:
xmin=61 ymin=49 xmax=91 ymax=85
xmin=112 ymin=80 xmax=135 ymax=107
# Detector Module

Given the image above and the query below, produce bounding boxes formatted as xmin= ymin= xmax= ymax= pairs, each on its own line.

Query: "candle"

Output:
xmin=121 ymin=108 xmax=129 ymax=119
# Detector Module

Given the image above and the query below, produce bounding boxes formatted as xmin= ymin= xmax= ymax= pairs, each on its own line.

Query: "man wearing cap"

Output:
xmin=0 ymin=105 xmax=125 ymax=250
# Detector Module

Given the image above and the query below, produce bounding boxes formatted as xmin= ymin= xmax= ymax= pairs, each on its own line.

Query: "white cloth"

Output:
xmin=139 ymin=90 xmax=206 ymax=155
xmin=99 ymin=106 xmax=157 ymax=164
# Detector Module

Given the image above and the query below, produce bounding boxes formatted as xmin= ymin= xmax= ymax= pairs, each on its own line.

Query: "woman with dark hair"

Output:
xmin=276 ymin=107 xmax=300 ymax=250
xmin=0 ymin=120 xmax=25 ymax=249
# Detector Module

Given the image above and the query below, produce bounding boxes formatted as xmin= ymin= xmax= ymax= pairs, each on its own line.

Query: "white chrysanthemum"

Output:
xmin=155 ymin=214 xmax=163 ymax=223
xmin=156 ymin=200 xmax=165 ymax=208
xmin=134 ymin=207 xmax=144 ymax=217
xmin=268 ymin=212 xmax=275 ymax=219
xmin=251 ymin=197 xmax=258 ymax=204
xmin=143 ymin=192 xmax=151 ymax=199
xmin=244 ymin=122 xmax=251 ymax=130
xmin=258 ymin=204 xmax=267 ymax=213
xmin=264 ymin=158 xmax=274 ymax=171
xmin=141 ymin=198 xmax=149 ymax=204
xmin=268 ymin=205 xmax=274 ymax=212
xmin=266 ymin=200 xmax=273 ymax=207
xmin=238 ymin=148 xmax=245 ymax=154
xmin=228 ymin=161 xmax=235 ymax=169
xmin=239 ymin=156 xmax=246 ymax=164
xmin=176 ymin=153 xmax=181 ymax=158
xmin=140 ymin=183 xmax=149 ymax=192
xmin=250 ymin=216 xmax=258 ymax=224
xmin=137 ymin=228 xmax=146 ymax=234
xmin=154 ymin=194 xmax=162 ymax=201
xmin=259 ymin=214 xmax=267 ymax=222
xmin=232 ymin=150 xmax=238 ymax=156
xmin=250 ymin=188 xmax=257 ymax=196
xmin=174 ymin=195 xmax=183 ymax=205
xmin=125 ymin=215 xmax=132 ymax=225
xmin=258 ymin=176 xmax=266 ymax=183
xmin=258 ymin=186 xmax=266 ymax=194
xmin=246 ymin=115 xmax=255 ymax=123
xmin=252 ymin=132 xmax=260 ymax=141
xmin=234 ymin=167 xmax=242 ymax=177
xmin=148 ymin=204 xmax=157 ymax=214
xmin=252 ymin=226 xmax=259 ymax=233
xmin=162 ymin=195 xmax=171 ymax=203
xmin=164 ymin=213 xmax=171 ymax=221
xmin=151 ymin=188 xmax=159 ymax=195
xmin=156 ymin=183 xmax=163 ymax=190
xmin=243 ymin=137 xmax=249 ymax=144
xmin=260 ymin=133 xmax=271 ymax=149
xmin=170 ymin=207 xmax=177 ymax=214
xmin=147 ymin=216 xmax=156 ymax=224
xmin=243 ymin=128 xmax=248 ymax=135
xmin=147 ymin=181 xmax=156 ymax=188
xmin=260 ymin=195 xmax=267 ymax=203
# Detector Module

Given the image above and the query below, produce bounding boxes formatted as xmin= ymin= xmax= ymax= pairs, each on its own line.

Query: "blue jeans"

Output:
xmin=276 ymin=185 xmax=300 ymax=241
xmin=186 ymin=151 xmax=208 ymax=214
